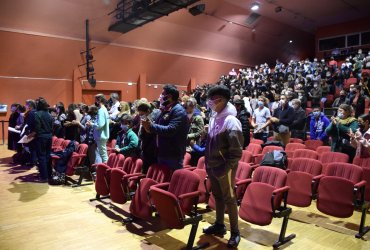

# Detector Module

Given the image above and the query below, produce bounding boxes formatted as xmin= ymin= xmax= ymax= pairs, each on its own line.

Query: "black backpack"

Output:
xmin=260 ymin=150 xmax=288 ymax=170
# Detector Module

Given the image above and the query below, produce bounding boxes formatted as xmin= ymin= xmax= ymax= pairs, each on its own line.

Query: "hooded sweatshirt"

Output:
xmin=205 ymin=102 xmax=243 ymax=177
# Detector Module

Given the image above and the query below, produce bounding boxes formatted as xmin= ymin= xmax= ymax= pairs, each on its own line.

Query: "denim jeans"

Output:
xmin=95 ymin=139 xmax=108 ymax=164
xmin=158 ymin=157 xmax=183 ymax=170
xmin=35 ymin=137 xmax=52 ymax=179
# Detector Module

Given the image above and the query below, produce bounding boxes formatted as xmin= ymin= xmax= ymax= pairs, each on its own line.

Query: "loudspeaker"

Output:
xmin=189 ymin=4 xmax=205 ymax=16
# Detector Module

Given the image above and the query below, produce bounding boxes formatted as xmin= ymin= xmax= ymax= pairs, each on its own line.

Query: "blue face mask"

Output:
xmin=312 ymin=111 xmax=320 ymax=117
xmin=257 ymin=101 xmax=264 ymax=107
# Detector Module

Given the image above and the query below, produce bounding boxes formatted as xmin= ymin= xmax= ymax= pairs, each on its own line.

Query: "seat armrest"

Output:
xmin=272 ymin=186 xmax=290 ymax=195
xmin=151 ymin=182 xmax=170 ymax=190
xmin=184 ymin=166 xmax=196 ymax=171
xmin=51 ymin=155 xmax=61 ymax=160
xmin=355 ymin=180 xmax=367 ymax=189
xmin=312 ymin=174 xmax=325 ymax=182
xmin=178 ymin=191 xmax=200 ymax=201
xmin=235 ymin=178 xmax=252 ymax=186
xmin=127 ymin=173 xmax=146 ymax=182
xmin=285 ymin=169 xmax=291 ymax=173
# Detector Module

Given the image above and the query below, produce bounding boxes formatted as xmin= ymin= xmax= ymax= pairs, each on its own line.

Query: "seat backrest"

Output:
xmin=150 ymin=186 xmax=184 ymax=229
xmin=319 ymin=152 xmax=349 ymax=165
xmin=168 ymin=169 xmax=200 ymax=214
xmin=353 ymin=156 xmax=370 ymax=168
xmin=183 ymin=152 xmax=191 ymax=167
xmin=146 ymin=163 xmax=172 ymax=183
xmin=293 ymin=149 xmax=319 ymax=160
xmin=54 ymin=138 xmax=64 ymax=147
xmin=304 ymin=139 xmax=323 ymax=150
xmin=240 ymin=150 xmax=253 ymax=163
xmin=262 ymin=146 xmax=284 ymax=155
xmin=192 ymin=169 xmax=210 ymax=204
xmin=61 ymin=139 xmax=71 ymax=149
xmin=289 ymin=138 xmax=303 ymax=144
xmin=122 ymin=157 xmax=143 ymax=174
xmin=196 ymin=156 xmax=205 ymax=170
xmin=106 ymin=153 xmax=117 ymax=167
xmin=52 ymin=136 xmax=58 ymax=146
xmin=77 ymin=143 xmax=88 ymax=154
xmin=323 ymin=163 xmax=363 ymax=184
xmin=316 ymin=146 xmax=331 ymax=155
xmin=285 ymin=143 xmax=306 ymax=152
xmin=236 ymin=162 xmax=253 ymax=181
xmin=246 ymin=143 xmax=262 ymax=155
xmin=106 ymin=139 xmax=116 ymax=149
xmin=252 ymin=166 xmax=287 ymax=188
xmin=250 ymin=139 xmax=264 ymax=145
xmin=113 ymin=154 xmax=125 ymax=169
xmin=289 ymin=158 xmax=322 ymax=176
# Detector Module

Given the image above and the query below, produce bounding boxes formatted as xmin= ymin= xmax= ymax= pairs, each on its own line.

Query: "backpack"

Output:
xmin=261 ymin=140 xmax=285 ymax=149
xmin=260 ymin=150 xmax=288 ymax=170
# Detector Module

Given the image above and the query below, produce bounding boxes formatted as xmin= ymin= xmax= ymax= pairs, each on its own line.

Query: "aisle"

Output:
xmin=0 ymin=145 xmax=369 ymax=250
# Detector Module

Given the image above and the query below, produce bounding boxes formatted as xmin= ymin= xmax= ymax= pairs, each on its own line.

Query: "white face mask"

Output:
xmin=187 ymin=113 xmax=193 ymax=119
xmin=337 ymin=112 xmax=344 ymax=119
xmin=207 ymin=100 xmax=217 ymax=111
xmin=280 ymin=99 xmax=286 ymax=105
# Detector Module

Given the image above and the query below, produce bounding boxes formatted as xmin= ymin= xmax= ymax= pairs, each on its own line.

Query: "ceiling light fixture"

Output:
xmin=289 ymin=40 xmax=293 ymax=43
xmin=251 ymin=3 xmax=260 ymax=11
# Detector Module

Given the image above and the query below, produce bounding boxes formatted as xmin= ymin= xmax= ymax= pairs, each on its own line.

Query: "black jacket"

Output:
xmin=150 ymin=103 xmax=189 ymax=160
xmin=273 ymin=104 xmax=295 ymax=132
xmin=290 ymin=107 xmax=306 ymax=131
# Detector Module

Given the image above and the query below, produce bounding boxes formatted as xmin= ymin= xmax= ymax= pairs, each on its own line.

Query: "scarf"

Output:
xmin=338 ymin=117 xmax=357 ymax=125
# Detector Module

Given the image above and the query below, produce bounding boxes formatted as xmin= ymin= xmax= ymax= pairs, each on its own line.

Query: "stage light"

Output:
xmin=251 ymin=3 xmax=259 ymax=11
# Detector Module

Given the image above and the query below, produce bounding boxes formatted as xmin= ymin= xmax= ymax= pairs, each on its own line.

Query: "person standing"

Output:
xmin=290 ymin=99 xmax=306 ymax=140
xmin=309 ymin=105 xmax=330 ymax=143
xmin=349 ymin=114 xmax=370 ymax=158
xmin=87 ymin=94 xmax=110 ymax=164
xmin=203 ymin=85 xmax=243 ymax=248
xmin=34 ymin=98 xmax=53 ymax=182
xmin=251 ymin=96 xmax=271 ymax=142
xmin=234 ymin=99 xmax=251 ymax=148
xmin=24 ymin=99 xmax=38 ymax=166
xmin=142 ymin=84 xmax=188 ymax=170
xmin=325 ymin=104 xmax=358 ymax=162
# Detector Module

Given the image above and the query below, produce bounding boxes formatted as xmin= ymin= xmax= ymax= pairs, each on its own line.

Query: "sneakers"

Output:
xmin=203 ymin=223 xmax=227 ymax=235
xmin=227 ymin=231 xmax=240 ymax=248
xmin=50 ymin=172 xmax=65 ymax=185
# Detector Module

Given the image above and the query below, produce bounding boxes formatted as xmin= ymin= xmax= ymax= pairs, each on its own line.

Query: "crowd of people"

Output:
xmin=6 ymin=51 xmax=370 ymax=248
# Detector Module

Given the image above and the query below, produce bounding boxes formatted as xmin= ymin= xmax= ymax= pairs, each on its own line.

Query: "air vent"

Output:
xmin=245 ymin=13 xmax=261 ymax=26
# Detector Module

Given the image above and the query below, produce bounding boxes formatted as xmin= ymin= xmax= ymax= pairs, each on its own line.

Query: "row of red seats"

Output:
xmin=51 ymin=136 xmax=89 ymax=186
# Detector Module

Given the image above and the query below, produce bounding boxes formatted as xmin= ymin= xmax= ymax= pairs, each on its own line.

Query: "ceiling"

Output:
xmin=0 ymin=0 xmax=369 ymax=65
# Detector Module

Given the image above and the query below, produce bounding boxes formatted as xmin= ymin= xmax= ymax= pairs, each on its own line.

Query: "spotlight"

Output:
xmin=189 ymin=4 xmax=205 ymax=16
xmin=251 ymin=3 xmax=259 ymax=11
xmin=275 ymin=6 xmax=282 ymax=13
xmin=88 ymin=77 xmax=96 ymax=87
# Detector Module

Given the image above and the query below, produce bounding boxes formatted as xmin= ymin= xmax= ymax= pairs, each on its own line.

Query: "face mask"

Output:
xmin=314 ymin=85 xmax=318 ymax=88
xmin=207 ymin=99 xmax=219 ymax=111
xmin=257 ymin=101 xmax=264 ymax=107
xmin=312 ymin=111 xmax=320 ymax=117
xmin=280 ymin=100 xmax=286 ymax=105
xmin=140 ymin=115 xmax=147 ymax=121
xmin=95 ymin=102 xmax=100 ymax=107
xmin=118 ymin=107 xmax=122 ymax=112
xmin=159 ymin=94 xmax=169 ymax=107
xmin=120 ymin=124 xmax=129 ymax=132
xmin=337 ymin=112 xmax=344 ymax=119
xmin=187 ymin=113 xmax=193 ymax=119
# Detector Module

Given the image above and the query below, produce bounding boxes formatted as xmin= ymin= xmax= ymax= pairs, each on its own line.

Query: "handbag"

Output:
xmin=278 ymin=124 xmax=289 ymax=134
